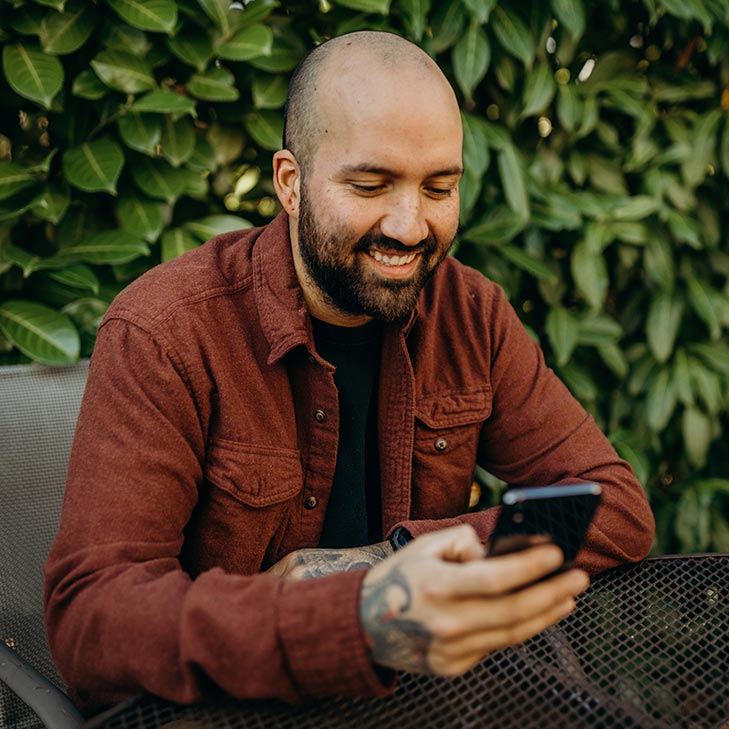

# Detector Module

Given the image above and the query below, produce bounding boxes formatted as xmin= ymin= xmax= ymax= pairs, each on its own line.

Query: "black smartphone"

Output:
xmin=488 ymin=482 xmax=603 ymax=565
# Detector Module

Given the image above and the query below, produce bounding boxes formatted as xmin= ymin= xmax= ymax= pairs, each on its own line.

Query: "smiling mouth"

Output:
xmin=368 ymin=249 xmax=419 ymax=266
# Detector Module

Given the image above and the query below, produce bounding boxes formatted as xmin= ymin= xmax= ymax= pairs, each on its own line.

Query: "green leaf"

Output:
xmin=0 ymin=162 xmax=37 ymax=201
xmin=115 ymin=194 xmax=166 ymax=242
xmin=682 ymin=109 xmax=722 ymax=188
xmin=500 ymin=245 xmax=555 ymax=282
xmin=462 ymin=205 xmax=527 ymax=245
xmin=577 ymin=314 xmax=623 ymax=345
xmin=31 ymin=184 xmax=70 ymax=223
xmin=0 ymin=300 xmax=79 ymax=365
xmin=72 ymin=69 xmax=108 ymax=100
xmin=40 ymin=0 xmax=97 ymax=55
xmin=196 ymin=0 xmax=235 ymax=33
xmin=556 ymin=84 xmax=582 ymax=133
xmin=686 ymin=276 xmax=721 ymax=339
xmin=571 ymin=239 xmax=608 ymax=311
xmin=461 ymin=112 xmax=491 ymax=177
xmin=721 ymin=116 xmax=729 ymax=180
xmin=597 ymin=343 xmax=629 ymax=378
xmin=46 ymin=230 xmax=150 ymax=266
xmin=132 ymin=90 xmax=197 ymax=119
xmin=91 ymin=49 xmax=156 ymax=94
xmin=431 ymin=0 xmax=467 ymax=54
xmin=252 ymin=73 xmax=288 ymax=109
xmin=10 ymin=6 xmax=46 ymax=36
xmin=159 ymin=116 xmax=196 ymax=167
xmin=546 ymin=305 xmax=579 ymax=366
xmin=331 ymin=0 xmax=391 ymax=13
xmin=461 ymin=0 xmax=496 ymax=23
xmin=610 ymin=433 xmax=650 ymax=486
xmin=611 ymin=195 xmax=660 ymax=221
xmin=2 ymin=42 xmax=64 ymax=109
xmin=217 ymin=22 xmax=273 ymax=61
xmin=99 ymin=21 xmax=150 ymax=55
xmin=62 ymin=138 xmax=124 ymax=195
xmin=400 ymin=0 xmax=431 ymax=41
xmin=645 ymin=366 xmax=677 ymax=431
xmin=586 ymin=155 xmax=627 ymax=195
xmin=184 ymin=215 xmax=252 ymax=241
xmin=236 ymin=0 xmax=279 ymax=28
xmin=644 ymin=235 xmax=675 ymax=291
xmin=167 ymin=29 xmax=214 ymax=71
xmin=248 ymin=36 xmax=301 ymax=73
xmin=118 ymin=113 xmax=163 ymax=155
xmin=682 ymin=406 xmax=713 ymax=468
xmin=161 ymin=227 xmax=200 ymax=261
xmin=452 ymin=19 xmax=490 ymax=102
xmin=551 ymin=0 xmax=585 ymax=39
xmin=559 ymin=361 xmax=598 ymax=402
xmin=672 ymin=348 xmax=693 ymax=405
xmin=646 ymin=292 xmax=683 ymax=363
xmin=244 ymin=110 xmax=283 ymax=152
xmin=187 ymin=67 xmax=239 ymax=102
xmin=130 ymin=156 xmax=188 ymax=203
xmin=688 ymin=356 xmax=722 ymax=414
xmin=187 ymin=137 xmax=217 ymax=172
xmin=497 ymin=143 xmax=529 ymax=219
xmin=47 ymin=264 xmax=100 ymax=294
xmin=690 ymin=342 xmax=729 ymax=376
xmin=491 ymin=5 xmax=535 ymax=67
xmin=521 ymin=62 xmax=556 ymax=118
xmin=104 ymin=0 xmax=177 ymax=33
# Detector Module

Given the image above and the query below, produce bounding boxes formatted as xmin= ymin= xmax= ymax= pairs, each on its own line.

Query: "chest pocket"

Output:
xmin=411 ymin=386 xmax=492 ymax=519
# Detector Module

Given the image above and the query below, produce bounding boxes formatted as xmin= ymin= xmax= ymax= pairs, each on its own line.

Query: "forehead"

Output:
xmin=312 ymin=58 xmax=463 ymax=178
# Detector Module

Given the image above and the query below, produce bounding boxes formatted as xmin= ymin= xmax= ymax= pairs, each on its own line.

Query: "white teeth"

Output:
xmin=370 ymin=250 xmax=417 ymax=266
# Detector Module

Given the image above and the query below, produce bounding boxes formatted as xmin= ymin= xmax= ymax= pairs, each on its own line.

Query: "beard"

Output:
xmin=296 ymin=188 xmax=453 ymax=323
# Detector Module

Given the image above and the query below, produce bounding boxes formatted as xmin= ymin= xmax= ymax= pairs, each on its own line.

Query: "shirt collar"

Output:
xmin=252 ymin=211 xmax=419 ymax=365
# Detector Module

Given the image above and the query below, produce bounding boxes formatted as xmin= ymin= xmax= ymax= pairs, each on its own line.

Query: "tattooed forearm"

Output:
xmin=282 ymin=541 xmax=393 ymax=580
xmin=359 ymin=564 xmax=432 ymax=674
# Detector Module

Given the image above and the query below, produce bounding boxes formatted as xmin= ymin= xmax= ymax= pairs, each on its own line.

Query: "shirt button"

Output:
xmin=314 ymin=409 xmax=327 ymax=423
xmin=434 ymin=437 xmax=448 ymax=452
xmin=308 ymin=354 xmax=315 ymax=364
xmin=304 ymin=496 xmax=318 ymax=509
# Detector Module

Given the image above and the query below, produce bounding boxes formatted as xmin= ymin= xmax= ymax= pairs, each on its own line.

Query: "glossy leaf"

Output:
xmin=546 ymin=305 xmax=579 ymax=366
xmin=497 ymin=143 xmax=529 ymax=219
xmin=62 ymin=138 xmax=124 ymax=195
xmin=130 ymin=157 xmax=188 ymax=203
xmin=118 ymin=113 xmax=163 ymax=155
xmin=184 ymin=215 xmax=252 ymax=241
xmin=31 ymin=185 xmax=70 ymax=223
xmin=132 ymin=90 xmax=197 ymax=119
xmin=521 ymin=62 xmax=556 ymax=118
xmin=167 ymin=29 xmax=214 ymax=71
xmin=159 ymin=117 xmax=196 ymax=167
xmin=683 ymin=407 xmax=713 ymax=468
xmin=452 ymin=20 xmax=490 ymax=102
xmin=217 ymin=23 xmax=273 ymax=61
xmin=0 ymin=162 xmax=37 ymax=201
xmin=161 ymin=228 xmax=199 ymax=261
xmin=461 ymin=112 xmax=491 ymax=178
xmin=104 ymin=0 xmax=177 ymax=33
xmin=551 ymin=0 xmax=586 ymax=39
xmin=244 ymin=111 xmax=283 ymax=152
xmin=196 ymin=0 xmax=235 ymax=33
xmin=686 ymin=276 xmax=721 ymax=339
xmin=491 ymin=5 xmax=535 ymax=67
xmin=556 ymin=84 xmax=581 ymax=133
xmin=0 ymin=300 xmax=79 ymax=365
xmin=690 ymin=342 xmax=729 ymax=376
xmin=571 ymin=240 xmax=608 ymax=311
xmin=431 ymin=0 xmax=467 ymax=54
xmin=40 ymin=0 xmax=97 ymax=55
xmin=400 ymin=0 xmax=431 ymax=41
xmin=187 ymin=67 xmax=239 ymax=102
xmin=331 ymin=0 xmax=391 ymax=13
xmin=46 ymin=230 xmax=150 ymax=266
xmin=115 ymin=194 xmax=166 ymax=242
xmin=644 ymin=236 xmax=675 ymax=291
xmin=247 ymin=37 xmax=301 ymax=73
xmin=91 ymin=50 xmax=156 ymax=94
xmin=47 ymin=264 xmax=100 ymax=294
xmin=72 ymin=69 xmax=108 ymax=100
xmin=645 ymin=367 xmax=677 ymax=432
xmin=252 ymin=74 xmax=288 ymax=109
xmin=682 ymin=109 xmax=721 ymax=188
xmin=647 ymin=293 xmax=684 ymax=363
xmin=500 ymin=246 xmax=555 ymax=282
xmin=2 ymin=42 xmax=64 ymax=109
xmin=462 ymin=205 xmax=527 ymax=245
xmin=461 ymin=0 xmax=496 ymax=23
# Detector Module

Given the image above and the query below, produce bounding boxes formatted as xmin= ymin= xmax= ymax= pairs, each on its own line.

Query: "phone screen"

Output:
xmin=488 ymin=482 xmax=602 ymax=564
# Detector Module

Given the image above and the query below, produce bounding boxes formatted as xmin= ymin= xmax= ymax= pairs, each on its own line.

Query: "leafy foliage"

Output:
xmin=1 ymin=0 xmax=728 ymax=553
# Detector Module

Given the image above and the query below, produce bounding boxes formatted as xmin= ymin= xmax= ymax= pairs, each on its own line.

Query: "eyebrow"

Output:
xmin=339 ymin=164 xmax=464 ymax=178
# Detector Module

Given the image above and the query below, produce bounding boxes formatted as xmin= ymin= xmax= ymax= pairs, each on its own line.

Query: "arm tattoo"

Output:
xmin=290 ymin=542 xmax=393 ymax=579
xmin=359 ymin=565 xmax=433 ymax=674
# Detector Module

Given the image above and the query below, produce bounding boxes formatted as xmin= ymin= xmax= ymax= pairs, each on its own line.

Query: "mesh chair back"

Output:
xmin=0 ymin=361 xmax=89 ymax=729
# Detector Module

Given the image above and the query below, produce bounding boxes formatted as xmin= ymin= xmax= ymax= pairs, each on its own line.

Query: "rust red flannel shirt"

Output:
xmin=44 ymin=212 xmax=654 ymax=712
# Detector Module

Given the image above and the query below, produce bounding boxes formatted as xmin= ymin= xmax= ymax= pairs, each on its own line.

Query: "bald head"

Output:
xmin=283 ymin=31 xmax=459 ymax=173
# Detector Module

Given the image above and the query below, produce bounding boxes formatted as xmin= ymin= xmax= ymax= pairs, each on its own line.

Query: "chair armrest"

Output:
xmin=0 ymin=641 xmax=84 ymax=729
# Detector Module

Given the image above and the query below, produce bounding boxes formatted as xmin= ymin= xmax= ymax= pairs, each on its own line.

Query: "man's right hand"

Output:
xmin=359 ymin=524 xmax=589 ymax=677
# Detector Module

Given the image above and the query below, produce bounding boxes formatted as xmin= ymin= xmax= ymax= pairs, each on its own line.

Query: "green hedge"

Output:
xmin=1 ymin=0 xmax=729 ymax=553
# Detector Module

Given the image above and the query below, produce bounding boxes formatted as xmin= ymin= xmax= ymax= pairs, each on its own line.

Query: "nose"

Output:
xmin=379 ymin=191 xmax=429 ymax=247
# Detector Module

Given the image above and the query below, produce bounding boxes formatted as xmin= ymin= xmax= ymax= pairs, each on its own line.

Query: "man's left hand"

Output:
xmin=267 ymin=541 xmax=394 ymax=580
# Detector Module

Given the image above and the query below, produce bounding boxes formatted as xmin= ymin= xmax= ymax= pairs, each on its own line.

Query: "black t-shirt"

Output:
xmin=312 ymin=317 xmax=383 ymax=549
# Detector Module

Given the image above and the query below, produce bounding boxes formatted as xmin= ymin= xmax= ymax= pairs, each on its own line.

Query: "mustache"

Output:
xmin=354 ymin=231 xmax=438 ymax=256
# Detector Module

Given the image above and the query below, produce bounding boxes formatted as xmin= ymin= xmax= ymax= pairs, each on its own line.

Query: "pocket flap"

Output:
xmin=415 ymin=386 xmax=492 ymax=429
xmin=205 ymin=438 xmax=303 ymax=507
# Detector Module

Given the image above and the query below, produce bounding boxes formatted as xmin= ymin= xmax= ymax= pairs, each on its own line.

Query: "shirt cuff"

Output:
xmin=277 ymin=569 xmax=396 ymax=698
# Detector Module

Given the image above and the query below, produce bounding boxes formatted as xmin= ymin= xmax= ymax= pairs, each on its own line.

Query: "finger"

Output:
xmin=428 ymin=544 xmax=566 ymax=599
xmin=428 ymin=596 xmax=577 ymax=676
xmin=409 ymin=524 xmax=486 ymax=563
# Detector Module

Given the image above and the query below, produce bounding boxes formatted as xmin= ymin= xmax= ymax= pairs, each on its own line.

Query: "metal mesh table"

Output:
xmin=84 ymin=554 xmax=729 ymax=729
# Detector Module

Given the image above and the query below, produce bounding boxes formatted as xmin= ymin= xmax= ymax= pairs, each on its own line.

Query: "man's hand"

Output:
xmin=359 ymin=524 xmax=589 ymax=677
xmin=267 ymin=541 xmax=393 ymax=580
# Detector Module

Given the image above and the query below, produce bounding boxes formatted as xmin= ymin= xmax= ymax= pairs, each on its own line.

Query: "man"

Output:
xmin=44 ymin=31 xmax=654 ymax=712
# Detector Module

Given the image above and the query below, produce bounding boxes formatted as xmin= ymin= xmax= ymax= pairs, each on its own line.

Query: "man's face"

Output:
xmin=289 ymin=59 xmax=463 ymax=326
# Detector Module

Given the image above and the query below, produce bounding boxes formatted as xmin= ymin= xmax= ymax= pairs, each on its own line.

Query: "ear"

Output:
xmin=273 ymin=150 xmax=301 ymax=219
